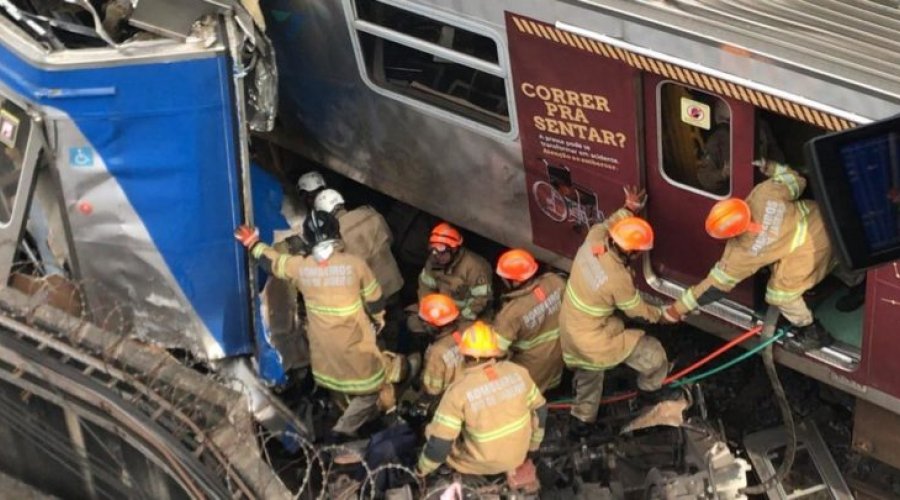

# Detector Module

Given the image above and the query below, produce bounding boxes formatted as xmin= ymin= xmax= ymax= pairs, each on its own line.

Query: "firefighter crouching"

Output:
xmin=414 ymin=222 xmax=493 ymax=324
xmin=417 ymin=321 xmax=547 ymax=480
xmin=663 ymin=160 xmax=834 ymax=351
xmin=560 ymin=187 xmax=677 ymax=436
xmin=314 ymin=188 xmax=404 ymax=299
xmin=235 ymin=211 xmax=407 ymax=439
xmin=493 ymin=249 xmax=566 ymax=393
xmin=418 ymin=294 xmax=467 ymax=402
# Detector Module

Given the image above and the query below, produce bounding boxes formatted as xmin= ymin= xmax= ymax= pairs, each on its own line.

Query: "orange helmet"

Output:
xmin=459 ymin=321 xmax=502 ymax=358
xmin=429 ymin=222 xmax=463 ymax=250
xmin=496 ymin=249 xmax=538 ymax=282
xmin=609 ymin=217 xmax=654 ymax=252
xmin=706 ymin=198 xmax=753 ymax=239
xmin=418 ymin=294 xmax=460 ymax=327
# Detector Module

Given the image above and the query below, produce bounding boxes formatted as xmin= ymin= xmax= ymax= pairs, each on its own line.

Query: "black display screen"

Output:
xmin=806 ymin=114 xmax=900 ymax=271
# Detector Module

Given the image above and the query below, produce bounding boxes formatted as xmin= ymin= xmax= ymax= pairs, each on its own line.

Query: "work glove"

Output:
xmin=623 ymin=185 xmax=648 ymax=213
xmin=234 ymin=225 xmax=260 ymax=249
xmin=661 ymin=304 xmax=682 ymax=324
xmin=372 ymin=310 xmax=386 ymax=335
xmin=751 ymin=158 xmax=778 ymax=177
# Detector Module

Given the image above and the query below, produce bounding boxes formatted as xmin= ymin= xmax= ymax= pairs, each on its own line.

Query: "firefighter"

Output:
xmin=297 ymin=171 xmax=327 ymax=210
xmin=314 ymin=188 xmax=404 ymax=298
xmin=492 ymin=249 xmax=566 ymax=393
xmin=663 ymin=160 xmax=834 ymax=351
xmin=560 ymin=187 xmax=676 ymax=435
xmin=416 ymin=222 xmax=493 ymax=322
xmin=416 ymin=321 xmax=547 ymax=478
xmin=418 ymin=294 xmax=467 ymax=400
xmin=234 ymin=211 xmax=400 ymax=439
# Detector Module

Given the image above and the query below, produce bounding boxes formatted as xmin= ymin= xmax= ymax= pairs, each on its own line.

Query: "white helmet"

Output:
xmin=314 ymin=188 xmax=345 ymax=213
xmin=297 ymin=171 xmax=326 ymax=193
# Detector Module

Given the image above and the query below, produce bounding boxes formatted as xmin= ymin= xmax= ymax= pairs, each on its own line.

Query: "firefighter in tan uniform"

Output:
xmin=314 ymin=189 xmax=404 ymax=298
xmin=560 ymin=188 xmax=676 ymax=434
xmin=492 ymin=249 xmax=565 ymax=392
xmin=664 ymin=160 xmax=834 ymax=350
xmin=417 ymin=321 xmax=547 ymax=478
xmin=235 ymin=211 xmax=395 ymax=439
xmin=417 ymin=223 xmax=493 ymax=322
xmin=417 ymin=294 xmax=468 ymax=399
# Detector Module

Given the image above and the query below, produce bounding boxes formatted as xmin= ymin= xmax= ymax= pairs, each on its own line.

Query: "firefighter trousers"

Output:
xmin=332 ymin=392 xmax=381 ymax=436
xmin=571 ymin=335 xmax=668 ymax=423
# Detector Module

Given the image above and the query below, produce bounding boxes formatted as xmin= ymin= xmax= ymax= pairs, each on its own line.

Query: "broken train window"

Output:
xmin=349 ymin=0 xmax=511 ymax=132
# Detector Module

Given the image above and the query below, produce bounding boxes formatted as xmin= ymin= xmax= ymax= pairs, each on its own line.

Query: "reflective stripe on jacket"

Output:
xmin=255 ymin=244 xmax=386 ymax=395
xmin=674 ymin=164 xmax=833 ymax=314
xmin=493 ymin=273 xmax=565 ymax=391
xmin=559 ymin=207 xmax=662 ymax=371
xmin=418 ymin=248 xmax=493 ymax=320
xmin=422 ymin=360 xmax=545 ymax=475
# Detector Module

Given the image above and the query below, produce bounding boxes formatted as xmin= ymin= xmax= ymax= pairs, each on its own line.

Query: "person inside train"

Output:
xmin=663 ymin=159 xmax=835 ymax=352
xmin=560 ymin=187 xmax=679 ymax=438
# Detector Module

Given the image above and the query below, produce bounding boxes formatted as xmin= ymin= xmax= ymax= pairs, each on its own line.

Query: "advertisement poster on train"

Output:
xmin=506 ymin=13 xmax=640 ymax=257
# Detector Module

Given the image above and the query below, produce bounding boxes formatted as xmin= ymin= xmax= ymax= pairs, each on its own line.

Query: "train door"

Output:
xmin=642 ymin=74 xmax=757 ymax=314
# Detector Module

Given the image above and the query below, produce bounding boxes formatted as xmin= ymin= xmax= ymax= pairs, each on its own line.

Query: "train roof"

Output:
xmin=564 ymin=0 xmax=900 ymax=121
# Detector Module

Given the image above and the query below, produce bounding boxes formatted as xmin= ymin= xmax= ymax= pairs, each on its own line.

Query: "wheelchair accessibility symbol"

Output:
xmin=69 ymin=147 xmax=94 ymax=167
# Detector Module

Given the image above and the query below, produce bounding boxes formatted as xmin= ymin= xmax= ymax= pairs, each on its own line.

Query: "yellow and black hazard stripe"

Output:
xmin=511 ymin=16 xmax=856 ymax=131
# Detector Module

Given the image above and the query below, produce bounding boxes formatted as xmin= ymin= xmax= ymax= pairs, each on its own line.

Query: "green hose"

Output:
xmin=670 ymin=329 xmax=787 ymax=388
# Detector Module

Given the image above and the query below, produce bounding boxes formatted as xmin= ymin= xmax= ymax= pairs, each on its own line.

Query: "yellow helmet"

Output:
xmin=459 ymin=321 xmax=503 ymax=358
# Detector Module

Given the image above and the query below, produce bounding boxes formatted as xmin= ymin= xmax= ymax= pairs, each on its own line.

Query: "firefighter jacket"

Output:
xmin=422 ymin=324 xmax=466 ymax=396
xmin=418 ymin=248 xmax=493 ymax=320
xmin=252 ymin=242 xmax=386 ymax=395
xmin=336 ymin=206 xmax=404 ymax=298
xmin=419 ymin=360 xmax=546 ymax=475
xmin=493 ymin=273 xmax=566 ymax=392
xmin=559 ymin=208 xmax=663 ymax=371
xmin=673 ymin=164 xmax=833 ymax=315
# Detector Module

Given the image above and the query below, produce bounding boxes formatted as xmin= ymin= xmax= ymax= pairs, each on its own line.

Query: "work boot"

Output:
xmin=567 ymin=416 xmax=595 ymax=440
xmin=835 ymin=283 xmax=866 ymax=312
xmin=636 ymin=386 xmax=684 ymax=408
xmin=785 ymin=321 xmax=833 ymax=353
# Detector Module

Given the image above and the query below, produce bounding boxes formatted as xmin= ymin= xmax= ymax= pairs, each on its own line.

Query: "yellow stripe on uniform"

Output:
xmin=565 ymin=283 xmax=614 ymax=317
xmin=496 ymin=334 xmax=514 ymax=351
xmin=470 ymin=284 xmax=491 ymax=297
xmin=765 ymin=286 xmax=804 ymax=305
xmin=251 ymin=243 xmax=269 ymax=259
xmin=433 ymin=412 xmax=462 ymax=431
xmin=513 ymin=328 xmax=559 ymax=350
xmin=710 ymin=263 xmax=739 ymax=287
xmin=616 ymin=292 xmax=642 ymax=310
xmin=563 ymin=352 xmax=617 ymax=371
xmin=789 ymin=201 xmax=809 ymax=253
xmin=419 ymin=271 xmax=437 ymax=289
xmin=526 ymin=385 xmax=540 ymax=406
xmin=680 ymin=288 xmax=699 ymax=311
xmin=362 ymin=280 xmax=379 ymax=298
xmin=274 ymin=254 xmax=290 ymax=279
xmin=465 ymin=413 xmax=530 ymax=442
xmin=312 ymin=368 xmax=385 ymax=393
xmin=306 ymin=300 xmax=363 ymax=316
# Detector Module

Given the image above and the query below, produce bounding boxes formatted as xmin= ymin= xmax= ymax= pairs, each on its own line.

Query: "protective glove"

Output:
xmin=234 ymin=225 xmax=260 ymax=249
xmin=661 ymin=304 xmax=682 ymax=324
xmin=372 ymin=310 xmax=387 ymax=335
xmin=623 ymin=185 xmax=648 ymax=213
xmin=751 ymin=158 xmax=777 ymax=176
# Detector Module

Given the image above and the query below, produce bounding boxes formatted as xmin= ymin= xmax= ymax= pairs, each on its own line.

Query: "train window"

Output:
xmin=348 ymin=0 xmax=511 ymax=132
xmin=658 ymin=82 xmax=732 ymax=198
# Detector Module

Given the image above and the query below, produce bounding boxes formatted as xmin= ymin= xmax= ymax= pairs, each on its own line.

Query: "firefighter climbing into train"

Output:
xmin=234 ymin=211 xmax=412 ymax=442
xmin=663 ymin=160 xmax=835 ymax=352
xmin=416 ymin=321 xmax=546 ymax=489
xmin=560 ymin=186 xmax=680 ymax=438
xmin=406 ymin=222 xmax=494 ymax=344
xmin=492 ymin=248 xmax=566 ymax=393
